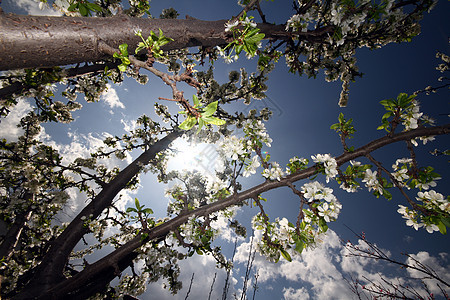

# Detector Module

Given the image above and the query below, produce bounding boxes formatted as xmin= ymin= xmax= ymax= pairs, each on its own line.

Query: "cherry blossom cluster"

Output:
xmin=390 ymin=158 xmax=440 ymax=190
xmin=285 ymin=13 xmax=312 ymax=32
xmin=217 ymin=13 xmax=263 ymax=63
xmin=391 ymin=158 xmax=412 ymax=185
xmin=397 ymin=191 xmax=448 ymax=234
xmin=301 ymin=181 xmax=342 ymax=223
xmin=311 ymin=153 xmax=338 ymax=182
xmin=261 ymin=162 xmax=284 ymax=181
xmin=362 ymin=169 xmax=383 ymax=195
xmin=338 ymin=160 xmax=367 ymax=193
xmin=251 ymin=214 xmax=292 ymax=262
xmin=317 ymin=200 xmax=342 ymax=223
xmin=219 ymin=135 xmax=245 ymax=161
xmin=401 ymin=100 xmax=423 ymax=131
xmin=285 ymin=156 xmax=309 ymax=175
xmin=281 ymin=0 xmax=433 ymax=106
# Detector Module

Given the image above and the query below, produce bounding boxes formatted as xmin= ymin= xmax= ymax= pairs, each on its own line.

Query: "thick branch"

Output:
xmin=0 ymin=194 xmax=33 ymax=261
xmin=0 ymin=13 xmax=287 ymax=70
xmin=35 ymin=124 xmax=449 ymax=299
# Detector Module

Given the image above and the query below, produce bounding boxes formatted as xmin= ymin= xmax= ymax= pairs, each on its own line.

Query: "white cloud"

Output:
xmin=101 ymin=84 xmax=125 ymax=111
xmin=0 ymin=98 xmax=32 ymax=141
xmin=406 ymin=251 xmax=450 ymax=294
xmin=232 ymin=230 xmax=450 ymax=299
xmin=9 ymin=0 xmax=62 ymax=16
xmin=141 ymin=252 xmax=237 ymax=299
xmin=121 ymin=118 xmax=137 ymax=133
xmin=283 ymin=286 xmax=310 ymax=300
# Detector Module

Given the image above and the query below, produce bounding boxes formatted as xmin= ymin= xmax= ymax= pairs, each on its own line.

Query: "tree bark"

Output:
xmin=0 ymin=194 xmax=33 ymax=261
xmin=0 ymin=12 xmax=286 ymax=71
xmin=21 ymin=123 xmax=450 ymax=299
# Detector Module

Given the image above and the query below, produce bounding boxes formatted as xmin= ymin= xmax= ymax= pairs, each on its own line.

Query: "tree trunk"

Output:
xmin=0 ymin=194 xmax=33 ymax=261
xmin=0 ymin=12 xmax=286 ymax=71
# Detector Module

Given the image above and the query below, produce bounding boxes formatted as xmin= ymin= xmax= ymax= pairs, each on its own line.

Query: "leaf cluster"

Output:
xmin=178 ymin=95 xmax=226 ymax=132
xmin=135 ymin=29 xmax=174 ymax=58
xmin=113 ymin=44 xmax=131 ymax=72
xmin=377 ymin=93 xmax=416 ymax=132
xmin=68 ymin=0 xmax=102 ymax=17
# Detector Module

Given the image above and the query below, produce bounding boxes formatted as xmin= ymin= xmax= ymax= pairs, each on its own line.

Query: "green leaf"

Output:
xmin=118 ymin=64 xmax=127 ymax=72
xmin=382 ymin=111 xmax=392 ymax=121
xmin=246 ymin=27 xmax=260 ymax=37
xmin=143 ymin=208 xmax=154 ymax=215
xmin=441 ymin=216 xmax=450 ymax=228
xmin=330 ymin=123 xmax=340 ymax=130
xmin=86 ymin=2 xmax=102 ymax=12
xmin=68 ymin=3 xmax=78 ymax=11
xmin=119 ymin=43 xmax=128 ymax=56
xmin=197 ymin=118 xmax=205 ymax=133
xmin=245 ymin=33 xmax=265 ymax=45
xmin=158 ymin=36 xmax=173 ymax=47
xmin=383 ymin=189 xmax=392 ymax=200
xmin=135 ymin=198 xmax=141 ymax=210
xmin=179 ymin=116 xmax=197 ymax=130
xmin=202 ymin=101 xmax=218 ymax=117
xmin=135 ymin=42 xmax=147 ymax=54
xmin=193 ymin=94 xmax=200 ymax=107
xmin=235 ymin=44 xmax=244 ymax=55
xmin=280 ymin=248 xmax=292 ymax=262
xmin=437 ymin=220 xmax=447 ymax=235
xmin=78 ymin=3 xmax=88 ymax=16
xmin=202 ymin=116 xmax=226 ymax=126
xmin=319 ymin=218 xmax=328 ymax=232
xmin=126 ymin=207 xmax=137 ymax=213
xmin=293 ymin=236 xmax=304 ymax=253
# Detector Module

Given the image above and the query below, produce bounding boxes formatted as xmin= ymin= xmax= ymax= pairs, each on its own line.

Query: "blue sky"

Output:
xmin=1 ymin=0 xmax=449 ymax=299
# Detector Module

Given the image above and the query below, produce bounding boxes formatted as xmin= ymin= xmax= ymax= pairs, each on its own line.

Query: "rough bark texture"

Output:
xmin=0 ymin=12 xmax=286 ymax=71
xmin=0 ymin=195 xmax=32 ymax=262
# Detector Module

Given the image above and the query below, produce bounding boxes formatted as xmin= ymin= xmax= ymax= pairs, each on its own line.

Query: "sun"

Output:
xmin=167 ymin=138 xmax=219 ymax=173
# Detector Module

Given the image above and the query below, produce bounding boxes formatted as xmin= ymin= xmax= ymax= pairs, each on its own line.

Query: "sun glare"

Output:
xmin=167 ymin=138 xmax=219 ymax=174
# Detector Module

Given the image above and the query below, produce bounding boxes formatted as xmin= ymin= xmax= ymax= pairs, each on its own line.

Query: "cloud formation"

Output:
xmin=101 ymin=84 xmax=125 ymax=111
xmin=0 ymin=99 xmax=32 ymax=141
xmin=231 ymin=230 xmax=449 ymax=299
xmin=10 ymin=0 xmax=62 ymax=16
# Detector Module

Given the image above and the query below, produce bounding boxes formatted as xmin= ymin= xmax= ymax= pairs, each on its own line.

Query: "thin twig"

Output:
xmin=184 ymin=273 xmax=195 ymax=300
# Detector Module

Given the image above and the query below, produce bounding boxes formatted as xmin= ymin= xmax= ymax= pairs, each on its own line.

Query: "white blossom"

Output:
xmin=243 ymin=155 xmax=260 ymax=177
xmin=220 ymin=136 xmax=245 ymax=161
xmin=262 ymin=162 xmax=284 ymax=181
xmin=301 ymin=181 xmax=336 ymax=203
xmin=397 ymin=205 xmax=422 ymax=230
xmin=363 ymin=169 xmax=383 ymax=194
xmin=311 ymin=153 xmax=338 ymax=182
xmin=225 ymin=20 xmax=239 ymax=32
